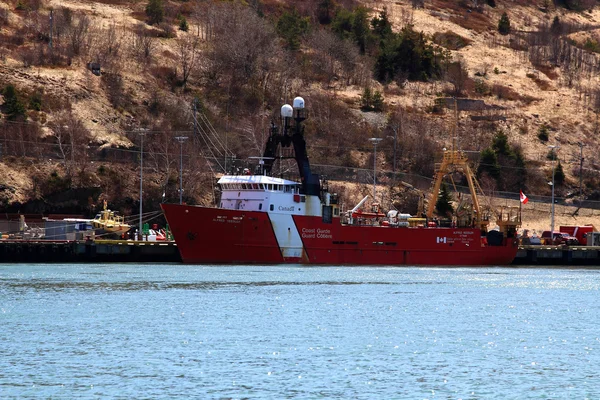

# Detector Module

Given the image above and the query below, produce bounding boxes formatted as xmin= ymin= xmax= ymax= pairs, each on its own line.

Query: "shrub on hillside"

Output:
xmin=432 ymin=31 xmax=472 ymax=50
xmin=554 ymin=0 xmax=596 ymax=11
xmin=537 ymin=124 xmax=549 ymax=141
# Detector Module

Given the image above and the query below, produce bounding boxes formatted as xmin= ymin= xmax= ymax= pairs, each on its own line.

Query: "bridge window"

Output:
xmin=270 ymin=204 xmax=274 ymax=211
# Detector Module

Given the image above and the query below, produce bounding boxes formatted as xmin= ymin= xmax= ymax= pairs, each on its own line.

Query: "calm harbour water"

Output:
xmin=1 ymin=264 xmax=599 ymax=399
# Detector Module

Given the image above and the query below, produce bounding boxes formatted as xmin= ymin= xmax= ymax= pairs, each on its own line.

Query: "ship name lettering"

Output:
xmin=316 ymin=228 xmax=332 ymax=239
xmin=279 ymin=206 xmax=295 ymax=212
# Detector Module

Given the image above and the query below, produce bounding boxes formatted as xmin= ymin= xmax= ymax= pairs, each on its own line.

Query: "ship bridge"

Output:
xmin=217 ymin=175 xmax=325 ymax=216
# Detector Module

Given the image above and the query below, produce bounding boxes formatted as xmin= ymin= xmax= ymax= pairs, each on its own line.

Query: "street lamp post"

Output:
xmin=138 ymin=129 xmax=149 ymax=240
xmin=369 ymin=138 xmax=383 ymax=201
xmin=549 ymin=145 xmax=560 ymax=235
xmin=174 ymin=136 xmax=189 ymax=204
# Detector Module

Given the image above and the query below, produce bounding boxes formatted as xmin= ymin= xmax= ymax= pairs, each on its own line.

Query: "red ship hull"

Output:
xmin=162 ymin=204 xmax=518 ymax=266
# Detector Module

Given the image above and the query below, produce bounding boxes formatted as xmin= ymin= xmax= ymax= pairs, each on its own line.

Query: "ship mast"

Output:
xmin=260 ymin=97 xmax=321 ymax=197
xmin=426 ymin=98 xmax=520 ymax=237
xmin=426 ymin=98 xmax=488 ymax=229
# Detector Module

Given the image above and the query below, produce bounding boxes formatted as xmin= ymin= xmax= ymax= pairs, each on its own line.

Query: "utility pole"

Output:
xmin=369 ymin=138 xmax=383 ymax=202
xmin=392 ymin=125 xmax=397 ymax=175
xmin=49 ymin=9 xmax=53 ymax=50
xmin=174 ymin=136 xmax=189 ymax=204
xmin=578 ymin=142 xmax=585 ymax=201
xmin=192 ymin=98 xmax=197 ymax=138
xmin=548 ymin=145 xmax=560 ymax=235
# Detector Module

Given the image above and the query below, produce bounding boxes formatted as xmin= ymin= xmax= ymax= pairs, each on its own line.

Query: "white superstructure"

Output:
xmin=218 ymin=175 xmax=323 ymax=217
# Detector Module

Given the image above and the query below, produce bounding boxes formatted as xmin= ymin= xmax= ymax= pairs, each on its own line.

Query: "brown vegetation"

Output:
xmin=1 ymin=0 xmax=600 ymax=230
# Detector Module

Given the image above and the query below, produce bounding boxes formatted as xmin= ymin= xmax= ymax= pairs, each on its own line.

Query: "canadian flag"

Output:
xmin=520 ymin=190 xmax=529 ymax=204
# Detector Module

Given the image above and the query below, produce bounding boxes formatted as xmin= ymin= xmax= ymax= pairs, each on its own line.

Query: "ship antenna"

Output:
xmin=282 ymin=104 xmax=292 ymax=136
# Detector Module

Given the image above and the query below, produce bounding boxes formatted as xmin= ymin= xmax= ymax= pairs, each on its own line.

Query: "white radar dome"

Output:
xmin=281 ymin=104 xmax=293 ymax=118
xmin=293 ymin=97 xmax=305 ymax=109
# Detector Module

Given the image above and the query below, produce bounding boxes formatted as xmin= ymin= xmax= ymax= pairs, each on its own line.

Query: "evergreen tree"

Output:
xmin=316 ymin=0 xmax=335 ymax=25
xmin=331 ymin=7 xmax=372 ymax=54
xmin=360 ymin=87 xmax=373 ymax=110
xmin=360 ymin=88 xmax=384 ymax=111
xmin=537 ymin=124 xmax=549 ymax=141
xmin=2 ymin=84 xmax=26 ymax=120
xmin=554 ymin=161 xmax=565 ymax=185
xmin=498 ymin=12 xmax=511 ymax=35
xmin=178 ymin=16 xmax=189 ymax=32
xmin=374 ymin=26 xmax=445 ymax=82
xmin=371 ymin=7 xmax=392 ymax=40
xmin=276 ymin=9 xmax=310 ymax=51
xmin=352 ymin=7 xmax=370 ymax=54
xmin=145 ymin=0 xmax=164 ymax=25
xmin=492 ymin=130 xmax=511 ymax=156
xmin=372 ymin=91 xmax=384 ymax=111
xmin=550 ymin=16 xmax=562 ymax=36
xmin=511 ymin=146 xmax=527 ymax=191
xmin=477 ymin=147 xmax=500 ymax=180
xmin=435 ymin=182 xmax=453 ymax=217
xmin=331 ymin=8 xmax=354 ymax=39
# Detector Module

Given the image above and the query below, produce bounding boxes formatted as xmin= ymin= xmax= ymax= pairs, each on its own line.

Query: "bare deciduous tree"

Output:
xmin=446 ymin=58 xmax=469 ymax=96
xmin=307 ymin=29 xmax=367 ymax=87
xmin=131 ymin=24 xmax=156 ymax=61
xmin=67 ymin=12 xmax=90 ymax=58
xmin=48 ymin=111 xmax=92 ymax=179
xmin=177 ymin=34 xmax=200 ymax=90
xmin=201 ymin=3 xmax=277 ymax=89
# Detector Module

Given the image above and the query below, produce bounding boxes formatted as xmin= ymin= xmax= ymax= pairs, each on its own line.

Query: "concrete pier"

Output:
xmin=0 ymin=240 xmax=180 ymax=263
xmin=513 ymin=245 xmax=600 ymax=266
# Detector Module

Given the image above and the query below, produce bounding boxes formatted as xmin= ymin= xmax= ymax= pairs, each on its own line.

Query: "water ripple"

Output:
xmin=1 ymin=264 xmax=599 ymax=398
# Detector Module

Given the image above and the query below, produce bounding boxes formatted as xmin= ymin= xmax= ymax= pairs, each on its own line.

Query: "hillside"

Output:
xmin=1 ymin=0 xmax=600 ymax=233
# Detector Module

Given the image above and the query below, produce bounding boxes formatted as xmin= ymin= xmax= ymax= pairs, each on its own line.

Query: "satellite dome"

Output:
xmin=293 ymin=97 xmax=305 ymax=109
xmin=281 ymin=104 xmax=293 ymax=118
